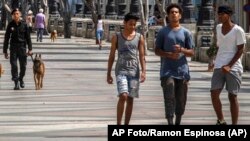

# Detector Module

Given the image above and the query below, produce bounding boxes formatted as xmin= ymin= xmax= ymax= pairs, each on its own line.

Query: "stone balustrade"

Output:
xmin=48 ymin=18 xmax=250 ymax=71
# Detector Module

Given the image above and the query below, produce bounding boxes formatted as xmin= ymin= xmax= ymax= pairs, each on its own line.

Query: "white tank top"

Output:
xmin=97 ymin=20 xmax=103 ymax=30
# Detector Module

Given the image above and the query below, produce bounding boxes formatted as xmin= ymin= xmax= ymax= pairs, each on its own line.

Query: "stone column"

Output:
xmin=197 ymin=0 xmax=215 ymax=26
xmin=181 ymin=0 xmax=196 ymax=23
xmin=75 ymin=0 xmax=83 ymax=17
xmin=129 ymin=0 xmax=140 ymax=16
xmin=37 ymin=0 xmax=42 ymax=9
xmin=117 ymin=0 xmax=127 ymax=19
xmin=11 ymin=0 xmax=19 ymax=9
xmin=196 ymin=0 xmax=215 ymax=66
xmin=50 ymin=0 xmax=59 ymax=15
xmin=97 ymin=0 xmax=104 ymax=16
xmin=83 ymin=2 xmax=92 ymax=18
xmin=105 ymin=0 xmax=117 ymax=19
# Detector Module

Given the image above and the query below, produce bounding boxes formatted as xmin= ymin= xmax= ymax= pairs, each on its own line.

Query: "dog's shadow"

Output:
xmin=31 ymin=54 xmax=45 ymax=90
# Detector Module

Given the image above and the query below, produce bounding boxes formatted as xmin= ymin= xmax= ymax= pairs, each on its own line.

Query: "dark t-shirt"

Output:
xmin=155 ymin=26 xmax=194 ymax=80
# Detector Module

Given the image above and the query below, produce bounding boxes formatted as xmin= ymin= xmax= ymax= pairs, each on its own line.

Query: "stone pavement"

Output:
xmin=0 ymin=33 xmax=250 ymax=141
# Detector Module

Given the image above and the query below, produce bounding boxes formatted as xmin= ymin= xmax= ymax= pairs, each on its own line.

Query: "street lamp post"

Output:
xmin=182 ymin=0 xmax=196 ymax=23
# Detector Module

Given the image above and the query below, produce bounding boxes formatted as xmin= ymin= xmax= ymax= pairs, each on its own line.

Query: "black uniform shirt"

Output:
xmin=3 ymin=20 xmax=32 ymax=53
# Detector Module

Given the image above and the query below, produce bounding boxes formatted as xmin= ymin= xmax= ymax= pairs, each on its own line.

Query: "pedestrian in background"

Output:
xmin=26 ymin=10 xmax=33 ymax=33
xmin=107 ymin=13 xmax=146 ymax=125
xmin=155 ymin=3 xmax=195 ymax=125
xmin=210 ymin=5 xmax=246 ymax=125
xmin=35 ymin=8 xmax=45 ymax=42
xmin=3 ymin=8 xmax=32 ymax=90
xmin=96 ymin=14 xmax=104 ymax=50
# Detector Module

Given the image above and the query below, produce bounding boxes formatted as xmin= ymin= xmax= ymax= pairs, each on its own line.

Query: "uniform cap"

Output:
xmin=11 ymin=8 xmax=20 ymax=15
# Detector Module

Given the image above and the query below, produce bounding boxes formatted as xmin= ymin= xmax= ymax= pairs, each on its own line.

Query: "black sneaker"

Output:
xmin=19 ymin=80 xmax=25 ymax=88
xmin=14 ymin=81 xmax=20 ymax=90
xmin=216 ymin=119 xmax=227 ymax=125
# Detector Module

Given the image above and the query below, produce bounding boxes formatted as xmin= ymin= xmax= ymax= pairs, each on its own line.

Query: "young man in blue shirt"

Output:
xmin=155 ymin=3 xmax=194 ymax=125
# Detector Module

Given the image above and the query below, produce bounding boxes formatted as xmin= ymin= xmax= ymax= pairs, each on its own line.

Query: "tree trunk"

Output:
xmin=59 ymin=0 xmax=72 ymax=38
xmin=139 ymin=0 xmax=149 ymax=55
xmin=155 ymin=0 xmax=166 ymax=26
xmin=83 ymin=0 xmax=98 ymax=43
xmin=64 ymin=21 xmax=71 ymax=38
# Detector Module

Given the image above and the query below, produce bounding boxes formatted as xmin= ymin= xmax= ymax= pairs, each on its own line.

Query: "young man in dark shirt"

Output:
xmin=155 ymin=4 xmax=194 ymax=125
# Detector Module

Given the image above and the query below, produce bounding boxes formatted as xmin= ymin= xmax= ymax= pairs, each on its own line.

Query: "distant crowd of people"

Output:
xmin=25 ymin=8 xmax=46 ymax=42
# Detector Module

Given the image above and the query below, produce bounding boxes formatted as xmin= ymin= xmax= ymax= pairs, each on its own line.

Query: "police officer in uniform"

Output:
xmin=3 ymin=8 xmax=32 ymax=90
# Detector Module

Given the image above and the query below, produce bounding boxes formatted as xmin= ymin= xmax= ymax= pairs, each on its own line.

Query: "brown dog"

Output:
xmin=50 ymin=30 xmax=57 ymax=42
xmin=0 ymin=64 xmax=4 ymax=77
xmin=31 ymin=54 xmax=45 ymax=90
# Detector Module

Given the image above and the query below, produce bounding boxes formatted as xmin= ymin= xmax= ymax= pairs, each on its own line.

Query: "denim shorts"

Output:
xmin=96 ymin=30 xmax=103 ymax=40
xmin=211 ymin=69 xmax=242 ymax=95
xmin=116 ymin=74 xmax=139 ymax=98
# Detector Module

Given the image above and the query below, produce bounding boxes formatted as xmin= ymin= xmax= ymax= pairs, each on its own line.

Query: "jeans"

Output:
xmin=96 ymin=30 xmax=103 ymax=40
xmin=37 ymin=28 xmax=44 ymax=42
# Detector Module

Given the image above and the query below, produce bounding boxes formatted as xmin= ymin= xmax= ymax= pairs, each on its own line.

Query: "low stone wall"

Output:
xmin=48 ymin=17 xmax=64 ymax=35
xmin=69 ymin=18 xmax=145 ymax=42
xmin=197 ymin=33 xmax=250 ymax=70
xmin=69 ymin=18 xmax=124 ymax=40
xmin=147 ymin=26 xmax=162 ymax=50
xmin=49 ymin=17 xmax=250 ymax=71
xmin=242 ymin=33 xmax=250 ymax=70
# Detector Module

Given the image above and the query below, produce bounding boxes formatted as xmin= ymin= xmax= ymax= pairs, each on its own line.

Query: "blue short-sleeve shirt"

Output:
xmin=155 ymin=26 xmax=194 ymax=80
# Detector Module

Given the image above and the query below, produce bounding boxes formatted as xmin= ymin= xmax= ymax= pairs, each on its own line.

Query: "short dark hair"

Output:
xmin=124 ymin=12 xmax=139 ymax=22
xmin=166 ymin=3 xmax=183 ymax=15
xmin=11 ymin=8 xmax=20 ymax=15
xmin=218 ymin=5 xmax=233 ymax=15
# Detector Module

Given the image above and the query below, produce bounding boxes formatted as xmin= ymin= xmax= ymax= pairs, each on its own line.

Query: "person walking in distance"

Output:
xmin=210 ymin=5 xmax=246 ymax=125
xmin=26 ymin=10 xmax=33 ymax=33
xmin=155 ymin=3 xmax=195 ymax=125
xmin=3 ymin=8 xmax=32 ymax=90
xmin=35 ymin=8 xmax=45 ymax=42
xmin=107 ymin=13 xmax=146 ymax=125
xmin=96 ymin=14 xmax=104 ymax=50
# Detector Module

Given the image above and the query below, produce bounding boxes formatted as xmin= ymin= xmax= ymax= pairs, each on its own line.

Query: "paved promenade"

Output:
xmin=0 ymin=34 xmax=250 ymax=141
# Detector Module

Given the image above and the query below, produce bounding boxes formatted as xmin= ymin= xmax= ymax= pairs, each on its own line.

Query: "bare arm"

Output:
xmin=138 ymin=35 xmax=146 ymax=83
xmin=228 ymin=44 xmax=244 ymax=67
xmin=107 ymin=34 xmax=117 ymax=84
